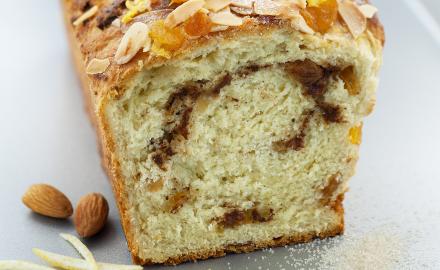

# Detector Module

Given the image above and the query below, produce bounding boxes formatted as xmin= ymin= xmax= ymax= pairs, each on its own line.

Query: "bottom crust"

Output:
xmin=132 ymin=195 xmax=344 ymax=265
xmin=132 ymin=222 xmax=344 ymax=265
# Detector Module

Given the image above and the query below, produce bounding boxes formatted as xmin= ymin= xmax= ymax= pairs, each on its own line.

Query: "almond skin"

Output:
xmin=22 ymin=184 xmax=73 ymax=219
xmin=74 ymin=193 xmax=109 ymax=238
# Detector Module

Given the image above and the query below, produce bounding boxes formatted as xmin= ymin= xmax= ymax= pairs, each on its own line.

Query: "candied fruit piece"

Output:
xmin=300 ymin=0 xmax=338 ymax=34
xmin=151 ymin=42 xmax=172 ymax=58
xmin=147 ymin=179 xmax=164 ymax=192
xmin=349 ymin=123 xmax=363 ymax=145
xmin=184 ymin=11 xmax=212 ymax=37
xmin=149 ymin=20 xmax=186 ymax=58
xmin=166 ymin=190 xmax=190 ymax=213
xmin=307 ymin=0 xmax=325 ymax=6
xmin=340 ymin=66 xmax=360 ymax=96
xmin=219 ymin=208 xmax=274 ymax=228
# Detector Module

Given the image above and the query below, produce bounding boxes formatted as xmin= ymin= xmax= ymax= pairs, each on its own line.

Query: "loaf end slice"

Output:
xmin=62 ymin=0 xmax=383 ymax=265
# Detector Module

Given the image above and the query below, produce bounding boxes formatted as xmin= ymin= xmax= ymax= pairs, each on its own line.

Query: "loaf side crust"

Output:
xmin=62 ymin=0 xmax=138 ymax=257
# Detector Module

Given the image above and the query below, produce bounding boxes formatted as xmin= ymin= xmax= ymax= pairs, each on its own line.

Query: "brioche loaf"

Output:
xmin=62 ymin=0 xmax=384 ymax=265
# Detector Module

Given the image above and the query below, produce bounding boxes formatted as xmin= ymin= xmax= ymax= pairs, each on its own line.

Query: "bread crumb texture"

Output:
xmin=100 ymin=26 xmax=382 ymax=263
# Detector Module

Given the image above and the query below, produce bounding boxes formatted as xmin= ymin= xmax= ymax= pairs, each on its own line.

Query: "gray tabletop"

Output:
xmin=1 ymin=0 xmax=440 ymax=269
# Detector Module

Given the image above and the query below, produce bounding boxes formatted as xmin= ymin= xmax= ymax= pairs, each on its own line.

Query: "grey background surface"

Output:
xmin=1 ymin=0 xmax=440 ymax=269
xmin=423 ymin=0 xmax=440 ymax=24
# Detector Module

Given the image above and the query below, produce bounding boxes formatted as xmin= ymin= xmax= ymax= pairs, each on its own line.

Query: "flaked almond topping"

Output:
xmin=358 ymin=4 xmax=378 ymax=19
xmin=210 ymin=24 xmax=230 ymax=32
xmin=230 ymin=6 xmax=253 ymax=15
xmin=278 ymin=0 xmax=300 ymax=19
xmin=292 ymin=0 xmax=306 ymax=9
xmin=230 ymin=0 xmax=253 ymax=8
xmin=73 ymin=5 xmax=98 ymax=26
xmin=111 ymin=18 xmax=121 ymax=28
xmin=204 ymin=0 xmax=232 ymax=12
xmin=338 ymin=0 xmax=367 ymax=38
xmin=86 ymin=58 xmax=110 ymax=74
xmin=164 ymin=0 xmax=205 ymax=28
xmin=115 ymin=22 xmax=151 ymax=64
xmin=143 ymin=38 xmax=152 ymax=52
xmin=123 ymin=9 xmax=173 ymax=32
xmin=209 ymin=7 xmax=243 ymax=26
xmin=290 ymin=12 xmax=314 ymax=34
xmin=254 ymin=0 xmax=284 ymax=16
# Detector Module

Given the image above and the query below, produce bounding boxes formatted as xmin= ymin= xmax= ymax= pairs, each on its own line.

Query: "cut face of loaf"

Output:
xmin=102 ymin=27 xmax=382 ymax=264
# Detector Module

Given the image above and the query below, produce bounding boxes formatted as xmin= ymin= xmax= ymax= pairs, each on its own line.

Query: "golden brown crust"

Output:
xmin=361 ymin=0 xmax=385 ymax=45
xmin=63 ymin=0 xmax=384 ymax=99
xmin=63 ymin=0 xmax=139 ymax=258
xmin=133 ymin=220 xmax=344 ymax=265
xmin=367 ymin=16 xmax=385 ymax=46
xmin=133 ymin=196 xmax=344 ymax=265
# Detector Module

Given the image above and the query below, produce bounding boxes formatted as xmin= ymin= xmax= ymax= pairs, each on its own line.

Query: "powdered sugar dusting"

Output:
xmin=319 ymin=228 xmax=406 ymax=270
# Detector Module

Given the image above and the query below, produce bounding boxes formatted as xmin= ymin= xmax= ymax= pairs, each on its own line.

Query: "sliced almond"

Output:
xmin=73 ymin=6 xmax=99 ymax=26
xmin=278 ymin=0 xmax=300 ymax=19
xmin=111 ymin=18 xmax=121 ymax=28
xmin=22 ymin=184 xmax=73 ymax=219
xmin=358 ymin=4 xmax=378 ymax=19
xmin=292 ymin=0 xmax=306 ymax=9
xmin=121 ymin=9 xmax=173 ymax=33
xmin=86 ymin=58 xmax=110 ymax=74
xmin=114 ymin=22 xmax=150 ymax=65
xmin=131 ymin=9 xmax=173 ymax=24
xmin=210 ymin=25 xmax=230 ymax=32
xmin=230 ymin=0 xmax=253 ymax=8
xmin=143 ymin=39 xmax=152 ymax=52
xmin=204 ymin=0 xmax=231 ymax=12
xmin=290 ymin=13 xmax=314 ymax=34
xmin=199 ymin=7 xmax=210 ymax=13
xmin=209 ymin=7 xmax=243 ymax=26
xmin=230 ymin=6 xmax=253 ymax=15
xmin=254 ymin=0 xmax=284 ymax=16
xmin=338 ymin=0 xmax=367 ymax=38
xmin=164 ymin=0 xmax=205 ymax=28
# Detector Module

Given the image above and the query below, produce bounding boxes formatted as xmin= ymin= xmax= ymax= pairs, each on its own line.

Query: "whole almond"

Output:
xmin=22 ymin=184 xmax=73 ymax=218
xmin=74 ymin=193 xmax=109 ymax=238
